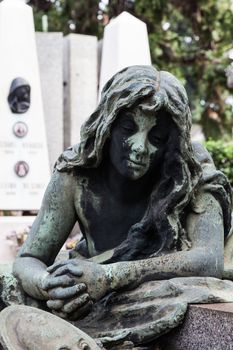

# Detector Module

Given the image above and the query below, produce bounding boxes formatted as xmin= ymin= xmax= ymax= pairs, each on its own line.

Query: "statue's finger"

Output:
xmin=43 ymin=275 xmax=75 ymax=290
xmin=67 ymin=264 xmax=83 ymax=277
xmin=68 ymin=300 xmax=93 ymax=321
xmin=51 ymin=264 xmax=83 ymax=278
xmin=47 ymin=261 xmax=67 ymax=273
xmin=51 ymin=309 xmax=68 ymax=319
xmin=46 ymin=299 xmax=64 ymax=310
xmin=62 ymin=293 xmax=90 ymax=313
xmin=48 ymin=283 xmax=87 ymax=299
xmin=50 ymin=265 xmax=70 ymax=277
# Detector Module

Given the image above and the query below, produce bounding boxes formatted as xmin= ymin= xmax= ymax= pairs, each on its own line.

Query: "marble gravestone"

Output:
xmin=36 ymin=32 xmax=63 ymax=171
xmin=63 ymin=34 xmax=98 ymax=148
xmin=99 ymin=11 xmax=151 ymax=94
xmin=0 ymin=0 xmax=50 ymax=210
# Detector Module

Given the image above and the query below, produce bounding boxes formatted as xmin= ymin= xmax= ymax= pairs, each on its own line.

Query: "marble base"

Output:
xmin=161 ymin=303 xmax=233 ymax=350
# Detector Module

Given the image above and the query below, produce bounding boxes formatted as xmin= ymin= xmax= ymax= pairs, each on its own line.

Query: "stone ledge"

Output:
xmin=160 ymin=303 xmax=233 ymax=350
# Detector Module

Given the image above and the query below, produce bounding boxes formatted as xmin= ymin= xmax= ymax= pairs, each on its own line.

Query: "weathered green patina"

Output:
xmin=7 ymin=66 xmax=233 ymax=349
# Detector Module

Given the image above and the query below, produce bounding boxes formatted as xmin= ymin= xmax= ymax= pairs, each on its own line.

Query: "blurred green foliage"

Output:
xmin=132 ymin=0 xmax=233 ymax=140
xmin=205 ymin=140 xmax=233 ymax=186
xmin=30 ymin=0 xmax=233 ymax=140
xmin=31 ymin=0 xmax=103 ymax=36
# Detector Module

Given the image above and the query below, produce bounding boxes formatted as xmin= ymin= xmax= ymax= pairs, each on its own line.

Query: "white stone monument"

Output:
xmin=0 ymin=0 xmax=50 ymax=210
xmin=63 ymin=34 xmax=98 ymax=148
xmin=36 ymin=32 xmax=64 ymax=170
xmin=99 ymin=11 xmax=151 ymax=94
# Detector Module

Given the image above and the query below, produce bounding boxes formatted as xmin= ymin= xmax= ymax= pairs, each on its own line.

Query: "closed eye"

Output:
xmin=119 ymin=115 xmax=137 ymax=133
xmin=148 ymin=128 xmax=164 ymax=145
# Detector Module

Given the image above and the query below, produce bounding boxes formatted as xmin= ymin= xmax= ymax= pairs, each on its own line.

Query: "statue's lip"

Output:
xmin=127 ymin=159 xmax=146 ymax=168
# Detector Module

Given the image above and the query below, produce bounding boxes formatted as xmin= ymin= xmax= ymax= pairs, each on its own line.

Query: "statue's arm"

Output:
xmin=13 ymin=170 xmax=77 ymax=300
xmin=105 ymin=192 xmax=224 ymax=291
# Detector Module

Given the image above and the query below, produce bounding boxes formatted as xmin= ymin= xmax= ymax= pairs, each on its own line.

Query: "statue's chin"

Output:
xmin=126 ymin=170 xmax=147 ymax=181
xmin=10 ymin=100 xmax=30 ymax=114
xmin=17 ymin=101 xmax=30 ymax=113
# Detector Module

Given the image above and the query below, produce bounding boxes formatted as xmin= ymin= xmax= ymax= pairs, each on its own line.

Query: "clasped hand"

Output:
xmin=41 ymin=259 xmax=110 ymax=321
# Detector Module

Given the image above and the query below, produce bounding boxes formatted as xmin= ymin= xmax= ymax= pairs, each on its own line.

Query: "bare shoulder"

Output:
xmin=45 ymin=167 xmax=84 ymax=201
xmin=192 ymin=141 xmax=215 ymax=168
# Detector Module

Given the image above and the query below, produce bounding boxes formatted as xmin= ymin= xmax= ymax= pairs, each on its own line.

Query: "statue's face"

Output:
xmin=15 ymin=86 xmax=30 ymax=102
xmin=12 ymin=86 xmax=30 ymax=113
xmin=109 ymin=105 xmax=171 ymax=180
xmin=8 ymin=78 xmax=31 ymax=114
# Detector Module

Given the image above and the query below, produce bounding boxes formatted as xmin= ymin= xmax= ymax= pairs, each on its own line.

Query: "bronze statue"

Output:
xmin=11 ymin=66 xmax=233 ymax=349
xmin=8 ymin=77 xmax=31 ymax=114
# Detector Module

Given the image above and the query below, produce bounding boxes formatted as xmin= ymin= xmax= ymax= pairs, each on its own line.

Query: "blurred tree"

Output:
xmin=31 ymin=0 xmax=233 ymax=140
xmin=131 ymin=0 xmax=233 ymax=140
xmin=29 ymin=0 xmax=102 ymax=35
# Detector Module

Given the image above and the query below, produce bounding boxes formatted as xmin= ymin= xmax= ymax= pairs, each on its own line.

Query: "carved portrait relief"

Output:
xmin=8 ymin=78 xmax=31 ymax=114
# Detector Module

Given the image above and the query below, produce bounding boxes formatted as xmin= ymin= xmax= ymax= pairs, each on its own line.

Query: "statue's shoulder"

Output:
xmin=192 ymin=141 xmax=215 ymax=170
xmin=48 ymin=144 xmax=83 ymax=193
xmin=54 ymin=143 xmax=81 ymax=172
xmin=51 ymin=145 xmax=95 ymax=194
xmin=191 ymin=142 xmax=232 ymax=238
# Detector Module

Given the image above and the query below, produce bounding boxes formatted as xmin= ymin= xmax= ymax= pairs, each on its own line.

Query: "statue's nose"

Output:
xmin=131 ymin=133 xmax=148 ymax=159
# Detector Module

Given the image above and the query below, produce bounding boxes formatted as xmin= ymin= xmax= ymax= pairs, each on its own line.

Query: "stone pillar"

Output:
xmin=63 ymin=34 xmax=98 ymax=148
xmin=36 ymin=32 xmax=64 ymax=170
xmin=0 ymin=0 xmax=50 ymax=210
xmin=99 ymin=11 xmax=151 ymax=94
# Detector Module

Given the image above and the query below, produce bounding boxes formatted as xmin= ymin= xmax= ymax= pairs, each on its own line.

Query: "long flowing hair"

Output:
xmin=56 ymin=66 xmax=230 ymax=262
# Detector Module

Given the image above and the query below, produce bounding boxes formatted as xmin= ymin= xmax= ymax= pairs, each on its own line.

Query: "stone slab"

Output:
xmin=36 ymin=32 xmax=64 ymax=170
xmin=63 ymin=34 xmax=98 ymax=148
xmin=161 ymin=303 xmax=233 ymax=350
